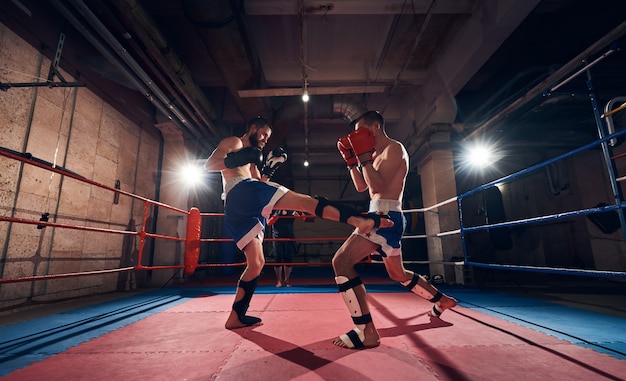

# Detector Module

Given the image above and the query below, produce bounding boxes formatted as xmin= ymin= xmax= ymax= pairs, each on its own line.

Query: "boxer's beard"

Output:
xmin=248 ymin=134 xmax=260 ymax=148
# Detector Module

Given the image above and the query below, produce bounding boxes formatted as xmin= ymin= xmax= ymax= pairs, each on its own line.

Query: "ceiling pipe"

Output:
xmin=110 ymin=0 xmax=221 ymax=137
xmin=463 ymin=66 xmax=550 ymax=125
xmin=63 ymin=0 xmax=207 ymax=139
xmin=50 ymin=0 xmax=209 ymax=147
xmin=467 ymin=20 xmax=626 ymax=140
xmin=382 ymin=0 xmax=436 ymax=113
xmin=103 ymin=8 xmax=215 ymax=140
xmin=298 ymin=0 xmax=310 ymax=165
xmin=237 ymin=85 xmax=386 ymax=98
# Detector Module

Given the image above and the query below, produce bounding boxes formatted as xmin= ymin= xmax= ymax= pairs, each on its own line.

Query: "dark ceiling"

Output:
xmin=1 ymin=0 xmax=626 ymax=180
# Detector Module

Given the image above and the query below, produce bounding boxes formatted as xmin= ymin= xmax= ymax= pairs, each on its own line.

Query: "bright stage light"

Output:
xmin=465 ymin=143 xmax=495 ymax=169
xmin=179 ymin=162 xmax=205 ymax=186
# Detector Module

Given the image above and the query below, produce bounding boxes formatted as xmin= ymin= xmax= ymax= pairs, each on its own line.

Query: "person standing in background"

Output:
xmin=268 ymin=210 xmax=301 ymax=287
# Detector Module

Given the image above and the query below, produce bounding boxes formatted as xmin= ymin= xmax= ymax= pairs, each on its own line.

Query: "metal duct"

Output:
xmin=110 ymin=0 xmax=220 ymax=136
xmin=468 ymin=20 xmax=626 ymax=139
xmin=50 ymin=0 xmax=209 ymax=146
xmin=332 ymin=98 xmax=367 ymax=124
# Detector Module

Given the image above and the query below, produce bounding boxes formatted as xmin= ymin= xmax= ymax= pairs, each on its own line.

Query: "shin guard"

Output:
xmin=401 ymin=273 xmax=443 ymax=316
xmin=315 ymin=196 xmax=357 ymax=224
xmin=335 ymin=276 xmax=372 ymax=330
xmin=232 ymin=276 xmax=261 ymax=325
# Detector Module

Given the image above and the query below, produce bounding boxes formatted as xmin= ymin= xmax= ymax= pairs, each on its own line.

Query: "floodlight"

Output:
xmin=465 ymin=144 xmax=494 ymax=169
xmin=179 ymin=162 xmax=204 ymax=186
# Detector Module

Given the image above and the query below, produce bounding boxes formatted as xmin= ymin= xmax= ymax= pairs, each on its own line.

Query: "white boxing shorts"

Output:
xmin=352 ymin=199 xmax=406 ymax=257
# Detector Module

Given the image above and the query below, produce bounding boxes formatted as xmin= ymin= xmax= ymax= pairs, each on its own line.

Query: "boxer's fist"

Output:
xmin=347 ymin=128 xmax=375 ymax=166
xmin=337 ymin=136 xmax=358 ymax=169
xmin=224 ymin=146 xmax=263 ymax=169
xmin=261 ymin=147 xmax=287 ymax=179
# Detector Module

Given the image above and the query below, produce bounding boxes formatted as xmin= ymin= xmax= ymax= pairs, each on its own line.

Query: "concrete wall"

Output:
xmin=0 ymin=24 xmax=162 ymax=309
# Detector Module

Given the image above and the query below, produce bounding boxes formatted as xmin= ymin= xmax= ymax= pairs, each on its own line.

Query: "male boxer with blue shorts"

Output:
xmin=205 ymin=116 xmax=393 ymax=329
xmin=332 ymin=111 xmax=458 ymax=349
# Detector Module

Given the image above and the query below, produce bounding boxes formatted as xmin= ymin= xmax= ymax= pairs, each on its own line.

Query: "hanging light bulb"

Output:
xmin=303 ymin=159 xmax=309 ymax=167
xmin=302 ymin=78 xmax=309 ymax=102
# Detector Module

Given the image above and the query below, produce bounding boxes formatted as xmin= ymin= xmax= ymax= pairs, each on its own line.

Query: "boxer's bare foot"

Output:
xmin=332 ymin=325 xmax=380 ymax=349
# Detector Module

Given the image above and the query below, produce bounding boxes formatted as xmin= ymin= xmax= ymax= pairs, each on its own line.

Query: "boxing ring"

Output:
xmin=4 ymin=119 xmax=626 ymax=285
xmin=2 ymin=48 xmax=626 ymax=381
xmin=2 ymin=105 xmax=626 ymax=381
xmin=3 ymin=73 xmax=626 ymax=284
xmin=420 ymin=125 xmax=626 ymax=280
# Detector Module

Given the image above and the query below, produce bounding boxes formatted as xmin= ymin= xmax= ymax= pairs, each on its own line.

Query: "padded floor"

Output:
xmin=1 ymin=283 xmax=625 ymax=380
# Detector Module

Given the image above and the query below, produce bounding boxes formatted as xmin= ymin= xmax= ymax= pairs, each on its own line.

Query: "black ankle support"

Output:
xmin=232 ymin=276 xmax=259 ymax=320
xmin=314 ymin=196 xmax=357 ymax=223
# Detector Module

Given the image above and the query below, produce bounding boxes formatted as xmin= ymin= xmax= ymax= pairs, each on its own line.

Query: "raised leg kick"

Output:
xmin=314 ymin=196 xmax=390 ymax=229
xmin=402 ymin=273 xmax=457 ymax=317
xmin=333 ymin=276 xmax=380 ymax=349
xmin=226 ymin=276 xmax=262 ymax=329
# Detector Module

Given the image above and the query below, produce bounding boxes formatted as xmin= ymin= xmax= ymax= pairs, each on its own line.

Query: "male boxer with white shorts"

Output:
xmin=332 ymin=111 xmax=458 ymax=349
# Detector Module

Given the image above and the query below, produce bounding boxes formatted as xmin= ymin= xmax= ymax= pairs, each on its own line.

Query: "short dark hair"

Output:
xmin=352 ymin=110 xmax=384 ymax=128
xmin=248 ymin=116 xmax=271 ymax=130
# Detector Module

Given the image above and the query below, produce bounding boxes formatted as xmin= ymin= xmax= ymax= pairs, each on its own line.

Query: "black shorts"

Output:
xmin=274 ymin=241 xmax=297 ymax=262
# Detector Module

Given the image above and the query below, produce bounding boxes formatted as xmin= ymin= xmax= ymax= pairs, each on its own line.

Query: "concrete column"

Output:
xmin=416 ymin=127 xmax=463 ymax=283
xmin=149 ymin=122 xmax=188 ymax=285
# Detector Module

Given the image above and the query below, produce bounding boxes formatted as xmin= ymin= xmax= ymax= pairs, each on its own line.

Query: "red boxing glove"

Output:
xmin=347 ymin=128 xmax=375 ymax=166
xmin=337 ymin=136 xmax=358 ymax=169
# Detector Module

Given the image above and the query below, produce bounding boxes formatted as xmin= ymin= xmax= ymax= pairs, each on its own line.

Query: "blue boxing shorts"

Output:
xmin=352 ymin=199 xmax=406 ymax=257
xmin=223 ymin=177 xmax=289 ymax=250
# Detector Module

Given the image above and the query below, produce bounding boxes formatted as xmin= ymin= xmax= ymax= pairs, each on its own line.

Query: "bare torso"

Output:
xmin=205 ymin=135 xmax=263 ymax=184
xmin=368 ymin=137 xmax=408 ymax=202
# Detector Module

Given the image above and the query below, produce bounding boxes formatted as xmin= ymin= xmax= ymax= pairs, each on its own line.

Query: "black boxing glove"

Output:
xmin=261 ymin=147 xmax=288 ymax=179
xmin=224 ymin=146 xmax=263 ymax=169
